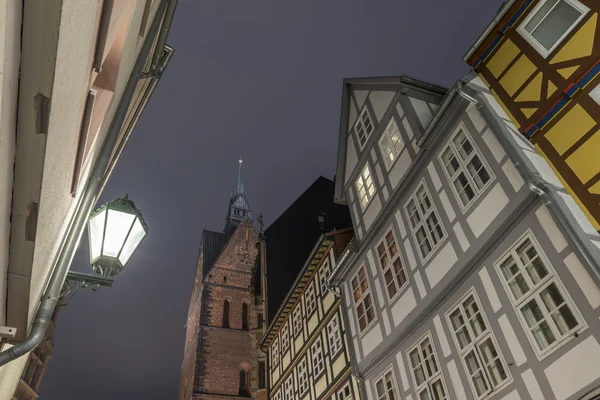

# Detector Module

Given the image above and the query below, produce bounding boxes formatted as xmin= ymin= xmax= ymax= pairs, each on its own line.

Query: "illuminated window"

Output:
xmin=379 ymin=118 xmax=404 ymax=169
xmin=518 ymin=0 xmax=589 ymax=57
xmin=356 ymin=164 xmax=376 ymax=210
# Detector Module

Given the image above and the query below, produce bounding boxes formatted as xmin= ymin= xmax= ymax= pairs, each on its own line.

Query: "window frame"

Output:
xmin=274 ymin=388 xmax=282 ymax=400
xmin=376 ymin=226 xmax=409 ymax=302
xmin=493 ymin=230 xmax=586 ymax=358
xmin=404 ymin=180 xmax=447 ymax=262
xmin=281 ymin=322 xmax=290 ymax=354
xmin=445 ymin=288 xmax=512 ymax=399
xmin=351 ymin=264 xmax=377 ymax=334
xmin=305 ymin=281 xmax=317 ymax=316
xmin=379 ymin=117 xmax=405 ymax=170
xmin=311 ymin=337 xmax=326 ymax=378
xmin=407 ymin=332 xmax=449 ymax=400
xmin=297 ymin=356 xmax=309 ymax=396
xmin=327 ymin=314 xmax=344 ymax=358
xmin=272 ymin=337 xmax=280 ymax=367
xmin=336 ymin=381 xmax=354 ymax=400
xmin=320 ymin=257 xmax=332 ymax=296
xmin=517 ymin=0 xmax=590 ymax=58
xmin=438 ymin=122 xmax=494 ymax=212
xmin=374 ymin=366 xmax=400 ymax=400
xmin=284 ymin=374 xmax=294 ymax=400
xmin=355 ymin=106 xmax=375 ymax=149
xmin=356 ymin=163 xmax=377 ymax=210
xmin=292 ymin=304 xmax=303 ymax=337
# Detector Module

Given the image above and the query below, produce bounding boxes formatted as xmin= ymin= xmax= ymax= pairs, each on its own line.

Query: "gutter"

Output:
xmin=150 ymin=0 xmax=178 ymax=72
xmin=462 ymin=0 xmax=518 ymax=62
xmin=0 ymin=0 xmax=172 ymax=367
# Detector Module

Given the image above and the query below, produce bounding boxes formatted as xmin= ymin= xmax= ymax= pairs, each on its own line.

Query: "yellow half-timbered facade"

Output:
xmin=262 ymin=229 xmax=360 ymax=400
xmin=465 ymin=0 xmax=600 ymax=230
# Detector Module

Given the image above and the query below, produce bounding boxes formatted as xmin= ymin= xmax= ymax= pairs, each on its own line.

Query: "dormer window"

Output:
xmin=355 ymin=107 xmax=375 ymax=149
xmin=356 ymin=164 xmax=376 ymax=210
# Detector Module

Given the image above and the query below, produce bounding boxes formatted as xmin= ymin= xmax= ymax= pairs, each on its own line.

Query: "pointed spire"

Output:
xmin=235 ymin=157 xmax=244 ymax=195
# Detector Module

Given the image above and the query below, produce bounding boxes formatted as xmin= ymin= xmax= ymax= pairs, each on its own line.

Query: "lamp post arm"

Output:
xmin=0 ymin=0 xmax=169 ymax=368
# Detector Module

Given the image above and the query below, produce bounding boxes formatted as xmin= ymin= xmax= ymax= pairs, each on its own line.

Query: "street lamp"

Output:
xmin=63 ymin=195 xmax=148 ymax=300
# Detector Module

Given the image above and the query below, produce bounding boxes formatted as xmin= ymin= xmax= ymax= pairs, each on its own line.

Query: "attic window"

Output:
xmin=518 ymin=0 xmax=589 ymax=58
xmin=355 ymin=107 xmax=374 ymax=149
xmin=317 ymin=213 xmax=328 ymax=231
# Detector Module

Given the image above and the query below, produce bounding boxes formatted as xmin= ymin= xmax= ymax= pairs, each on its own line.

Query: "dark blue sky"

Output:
xmin=41 ymin=0 xmax=501 ymax=398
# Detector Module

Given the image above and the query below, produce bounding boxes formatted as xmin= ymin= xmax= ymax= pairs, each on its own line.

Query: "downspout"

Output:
xmin=0 ymin=0 xmax=170 ymax=367
xmin=150 ymin=0 xmax=178 ymax=72
xmin=327 ymin=242 xmax=368 ymax=400
xmin=473 ymin=93 xmax=600 ymax=288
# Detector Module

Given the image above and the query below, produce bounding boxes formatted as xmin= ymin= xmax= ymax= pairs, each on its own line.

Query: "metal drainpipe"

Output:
xmin=150 ymin=0 xmax=178 ymax=72
xmin=473 ymin=95 xmax=600 ymax=288
xmin=0 ymin=0 xmax=170 ymax=367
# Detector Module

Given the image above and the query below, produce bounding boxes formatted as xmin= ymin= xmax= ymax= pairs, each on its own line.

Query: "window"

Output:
xmin=242 ymin=303 xmax=249 ymax=330
xmin=355 ymin=107 xmax=375 ymax=148
xmin=590 ymin=82 xmax=600 ymax=105
xmin=293 ymin=305 xmax=303 ymax=336
xmin=356 ymin=164 xmax=376 ymax=210
xmin=274 ymin=389 xmax=282 ymax=400
xmin=311 ymin=337 xmax=325 ymax=377
xmin=377 ymin=228 xmax=407 ymax=300
xmin=272 ymin=338 xmax=280 ymax=366
xmin=375 ymin=368 xmax=399 ymax=400
xmin=379 ymin=118 xmax=405 ymax=169
xmin=440 ymin=125 xmax=492 ymax=210
xmin=259 ymin=361 xmax=266 ymax=389
xmin=495 ymin=233 xmax=583 ymax=356
xmin=408 ymin=333 xmax=448 ymax=400
xmin=305 ymin=282 xmax=317 ymax=316
xmin=285 ymin=375 xmax=294 ymax=400
xmin=351 ymin=265 xmax=376 ymax=332
xmin=298 ymin=356 xmax=309 ymax=395
xmin=223 ymin=300 xmax=230 ymax=328
xmin=320 ymin=258 xmax=332 ymax=295
xmin=281 ymin=322 xmax=290 ymax=353
xmin=406 ymin=183 xmax=446 ymax=260
xmin=257 ymin=313 xmax=264 ymax=329
xmin=327 ymin=314 xmax=343 ymax=356
xmin=318 ymin=212 xmax=329 ymax=230
xmin=239 ymin=369 xmax=250 ymax=397
xmin=518 ymin=0 xmax=589 ymax=57
xmin=336 ymin=382 xmax=354 ymax=400
xmin=447 ymin=290 xmax=510 ymax=398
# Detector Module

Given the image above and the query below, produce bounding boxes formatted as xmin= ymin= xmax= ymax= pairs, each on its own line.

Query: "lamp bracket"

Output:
xmin=59 ymin=271 xmax=114 ymax=306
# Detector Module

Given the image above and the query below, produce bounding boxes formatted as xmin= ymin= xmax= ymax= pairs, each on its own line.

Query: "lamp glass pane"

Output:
xmin=88 ymin=209 xmax=106 ymax=262
xmin=119 ymin=218 xmax=146 ymax=266
xmin=103 ymin=209 xmax=136 ymax=257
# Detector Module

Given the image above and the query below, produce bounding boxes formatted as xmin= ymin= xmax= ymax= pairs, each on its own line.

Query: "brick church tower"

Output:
xmin=179 ymin=160 xmax=264 ymax=400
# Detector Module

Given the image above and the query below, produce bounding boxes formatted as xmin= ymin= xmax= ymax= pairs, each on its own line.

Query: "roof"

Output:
xmin=333 ymin=75 xmax=448 ymax=204
xmin=262 ymin=228 xmax=354 ymax=349
xmin=201 ymin=230 xmax=227 ymax=278
xmin=265 ymin=176 xmax=352 ymax=322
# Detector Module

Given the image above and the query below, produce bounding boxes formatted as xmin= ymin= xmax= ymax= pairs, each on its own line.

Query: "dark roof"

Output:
xmin=265 ymin=176 xmax=352 ymax=323
xmin=202 ymin=230 xmax=227 ymax=278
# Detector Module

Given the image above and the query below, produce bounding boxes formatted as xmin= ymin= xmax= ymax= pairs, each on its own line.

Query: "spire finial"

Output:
xmin=235 ymin=157 xmax=244 ymax=195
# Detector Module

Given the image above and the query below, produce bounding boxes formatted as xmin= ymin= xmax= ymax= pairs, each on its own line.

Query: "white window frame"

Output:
xmin=446 ymin=289 xmax=512 ymax=399
xmin=405 ymin=181 xmax=447 ymax=262
xmin=374 ymin=366 xmax=400 ymax=400
xmin=327 ymin=314 xmax=343 ymax=357
xmin=356 ymin=163 xmax=376 ymax=210
xmin=494 ymin=230 xmax=586 ymax=358
xmin=320 ymin=257 xmax=332 ymax=296
xmin=272 ymin=338 xmax=280 ymax=366
xmin=351 ymin=264 xmax=377 ymax=334
xmin=376 ymin=227 xmax=408 ymax=301
xmin=379 ymin=118 xmax=405 ymax=170
xmin=311 ymin=337 xmax=325 ymax=377
xmin=517 ymin=0 xmax=590 ymax=58
xmin=407 ymin=332 xmax=448 ymax=400
xmin=438 ymin=122 xmax=494 ymax=212
xmin=355 ymin=106 xmax=375 ymax=149
xmin=305 ymin=282 xmax=317 ymax=316
xmin=590 ymin=82 xmax=600 ymax=105
xmin=292 ymin=304 xmax=303 ymax=337
xmin=336 ymin=381 xmax=353 ymax=400
xmin=274 ymin=388 xmax=282 ymax=400
xmin=281 ymin=322 xmax=290 ymax=354
xmin=297 ymin=356 xmax=309 ymax=396
xmin=284 ymin=374 xmax=294 ymax=400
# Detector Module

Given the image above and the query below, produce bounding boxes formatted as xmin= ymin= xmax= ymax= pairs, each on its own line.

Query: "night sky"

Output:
xmin=40 ymin=1 xmax=501 ymax=398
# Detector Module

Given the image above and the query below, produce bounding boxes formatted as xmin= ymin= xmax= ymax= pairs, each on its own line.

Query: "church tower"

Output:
xmin=179 ymin=161 xmax=264 ymax=400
